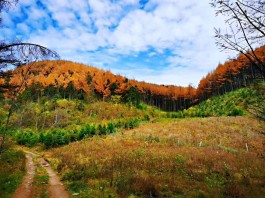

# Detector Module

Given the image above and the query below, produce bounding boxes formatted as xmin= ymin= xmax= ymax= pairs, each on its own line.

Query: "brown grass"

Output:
xmin=47 ymin=116 xmax=265 ymax=198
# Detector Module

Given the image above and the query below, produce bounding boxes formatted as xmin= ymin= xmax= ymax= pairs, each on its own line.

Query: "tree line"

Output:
xmin=1 ymin=45 xmax=264 ymax=111
xmin=197 ymin=45 xmax=265 ymax=101
xmin=0 ymin=60 xmax=196 ymax=111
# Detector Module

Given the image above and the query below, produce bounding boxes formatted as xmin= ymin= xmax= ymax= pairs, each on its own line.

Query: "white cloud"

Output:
xmin=28 ymin=7 xmax=47 ymax=20
xmin=16 ymin=23 xmax=30 ymax=34
xmin=1 ymin=0 xmax=233 ymax=86
xmin=52 ymin=11 xmax=77 ymax=27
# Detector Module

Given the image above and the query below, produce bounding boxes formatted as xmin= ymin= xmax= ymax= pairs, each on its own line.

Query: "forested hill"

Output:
xmin=197 ymin=45 xmax=265 ymax=101
xmin=1 ymin=46 xmax=264 ymax=112
xmin=2 ymin=60 xmax=196 ymax=111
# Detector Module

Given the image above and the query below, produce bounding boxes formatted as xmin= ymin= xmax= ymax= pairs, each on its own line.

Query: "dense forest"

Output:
xmin=197 ymin=46 xmax=265 ymax=101
xmin=1 ymin=46 xmax=264 ymax=112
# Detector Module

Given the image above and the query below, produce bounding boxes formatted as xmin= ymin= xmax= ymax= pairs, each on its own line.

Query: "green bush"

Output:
xmin=170 ymin=111 xmax=184 ymax=118
xmin=128 ymin=118 xmax=140 ymax=129
xmin=107 ymin=122 xmax=116 ymax=133
xmin=229 ymin=107 xmax=244 ymax=116
xmin=14 ymin=118 xmax=144 ymax=148
xmin=114 ymin=120 xmax=123 ymax=128
xmin=77 ymin=127 xmax=86 ymax=140
xmin=143 ymin=114 xmax=150 ymax=121
xmin=43 ymin=132 xmax=54 ymax=148
xmin=98 ymin=124 xmax=107 ymax=135
xmin=136 ymin=103 xmax=147 ymax=110
xmin=15 ymin=129 xmax=39 ymax=147
xmin=53 ymin=130 xmax=70 ymax=146
xmin=70 ymin=129 xmax=78 ymax=142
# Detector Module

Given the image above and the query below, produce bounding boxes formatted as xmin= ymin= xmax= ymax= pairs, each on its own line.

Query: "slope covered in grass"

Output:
xmin=47 ymin=116 xmax=265 ymax=198
xmin=182 ymin=84 xmax=265 ymax=118
xmin=1 ymin=99 xmax=164 ymax=148
xmin=4 ymin=100 xmax=158 ymax=130
xmin=4 ymin=83 xmax=264 ymax=149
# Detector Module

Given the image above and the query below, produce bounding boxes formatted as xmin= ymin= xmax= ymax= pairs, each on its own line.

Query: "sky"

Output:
xmin=1 ymin=0 xmax=232 ymax=87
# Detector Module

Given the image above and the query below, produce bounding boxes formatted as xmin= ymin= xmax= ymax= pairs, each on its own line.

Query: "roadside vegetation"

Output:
xmin=14 ymin=117 xmax=145 ymax=148
xmin=0 ymin=99 xmax=158 ymax=148
xmin=0 ymin=147 xmax=25 ymax=198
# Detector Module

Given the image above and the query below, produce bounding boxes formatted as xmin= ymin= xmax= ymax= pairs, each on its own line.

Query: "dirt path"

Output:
xmin=12 ymin=151 xmax=70 ymax=198
xmin=39 ymin=157 xmax=70 ymax=198
xmin=12 ymin=152 xmax=37 ymax=198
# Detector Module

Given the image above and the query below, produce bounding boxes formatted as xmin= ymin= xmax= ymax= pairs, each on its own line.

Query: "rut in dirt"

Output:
xmin=12 ymin=151 xmax=70 ymax=198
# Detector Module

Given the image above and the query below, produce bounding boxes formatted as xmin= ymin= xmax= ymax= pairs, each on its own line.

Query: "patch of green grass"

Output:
xmin=218 ymin=145 xmax=239 ymax=153
xmin=31 ymin=166 xmax=49 ymax=198
xmin=67 ymin=180 xmax=90 ymax=198
xmin=0 ymin=149 xmax=25 ymax=198
xmin=181 ymin=86 xmax=264 ymax=118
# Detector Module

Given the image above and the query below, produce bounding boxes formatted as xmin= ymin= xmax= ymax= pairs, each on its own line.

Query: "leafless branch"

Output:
xmin=211 ymin=0 xmax=265 ymax=78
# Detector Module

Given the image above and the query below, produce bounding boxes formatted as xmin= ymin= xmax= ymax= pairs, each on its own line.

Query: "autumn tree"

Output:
xmin=197 ymin=45 xmax=265 ymax=102
xmin=211 ymin=0 xmax=265 ymax=78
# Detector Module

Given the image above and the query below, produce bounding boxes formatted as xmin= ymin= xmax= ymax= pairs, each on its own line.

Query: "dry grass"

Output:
xmin=48 ymin=117 xmax=265 ymax=198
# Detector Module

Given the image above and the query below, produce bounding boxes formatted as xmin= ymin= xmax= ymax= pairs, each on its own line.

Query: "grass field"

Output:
xmin=47 ymin=116 xmax=265 ymax=198
xmin=0 ymin=148 xmax=25 ymax=198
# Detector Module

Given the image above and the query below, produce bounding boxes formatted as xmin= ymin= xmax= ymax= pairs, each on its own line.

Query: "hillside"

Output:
xmin=0 ymin=83 xmax=262 ymax=149
xmin=0 ymin=44 xmax=264 ymax=198
xmin=1 ymin=60 xmax=196 ymax=111
xmin=1 ymin=46 xmax=264 ymax=113
xmin=183 ymin=84 xmax=265 ymax=118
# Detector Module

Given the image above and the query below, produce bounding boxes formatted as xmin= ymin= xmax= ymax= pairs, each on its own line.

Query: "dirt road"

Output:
xmin=12 ymin=151 xmax=70 ymax=198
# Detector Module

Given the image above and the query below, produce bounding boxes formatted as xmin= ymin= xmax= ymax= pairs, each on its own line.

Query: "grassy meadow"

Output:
xmin=0 ymin=85 xmax=264 ymax=198
xmin=6 ymin=86 xmax=263 ymax=149
xmin=47 ymin=116 xmax=265 ymax=198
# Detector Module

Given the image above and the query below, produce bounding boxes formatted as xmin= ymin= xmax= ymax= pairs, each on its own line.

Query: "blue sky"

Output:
xmin=1 ymin=0 xmax=231 ymax=87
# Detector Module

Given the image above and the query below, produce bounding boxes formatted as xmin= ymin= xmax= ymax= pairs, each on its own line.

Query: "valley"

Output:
xmin=0 ymin=1 xmax=265 ymax=197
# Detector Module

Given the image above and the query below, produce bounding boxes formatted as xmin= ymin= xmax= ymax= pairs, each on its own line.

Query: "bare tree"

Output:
xmin=0 ymin=0 xmax=59 ymax=151
xmin=211 ymin=0 xmax=265 ymax=78
xmin=0 ymin=42 xmax=59 ymax=67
